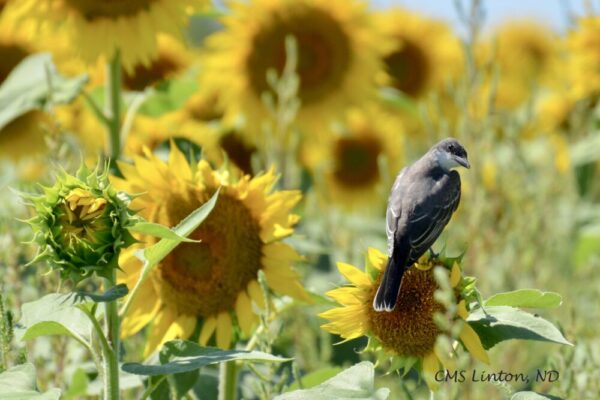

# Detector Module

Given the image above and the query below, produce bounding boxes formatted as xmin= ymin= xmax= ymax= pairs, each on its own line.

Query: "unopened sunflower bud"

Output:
xmin=24 ymin=164 xmax=137 ymax=282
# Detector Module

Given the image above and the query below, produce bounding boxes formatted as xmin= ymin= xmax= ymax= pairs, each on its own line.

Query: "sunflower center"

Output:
xmin=333 ymin=136 xmax=382 ymax=188
xmin=246 ymin=6 xmax=351 ymax=105
xmin=384 ymin=38 xmax=430 ymax=98
xmin=367 ymin=267 xmax=443 ymax=357
xmin=0 ymin=44 xmax=30 ymax=85
xmin=156 ymin=192 xmax=263 ymax=316
xmin=63 ymin=0 xmax=158 ymax=21
xmin=122 ymin=54 xmax=182 ymax=91
xmin=219 ymin=131 xmax=256 ymax=176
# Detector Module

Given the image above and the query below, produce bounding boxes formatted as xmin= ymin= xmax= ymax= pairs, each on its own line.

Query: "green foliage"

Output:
xmin=468 ymin=306 xmax=572 ymax=349
xmin=0 ymin=363 xmax=61 ymax=400
xmin=484 ymin=289 xmax=563 ymax=308
xmin=511 ymin=391 xmax=563 ymax=400
xmin=274 ymin=362 xmax=389 ymax=400
xmin=0 ymin=53 xmax=87 ymax=131
xmin=122 ymin=340 xmax=290 ymax=376
xmin=137 ymin=78 xmax=198 ymax=117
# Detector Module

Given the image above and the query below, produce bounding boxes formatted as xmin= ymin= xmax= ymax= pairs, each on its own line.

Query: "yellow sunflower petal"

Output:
xmin=247 ymin=280 xmax=266 ymax=310
xmin=319 ymin=304 xmax=368 ymax=340
xmin=235 ymin=291 xmax=256 ymax=337
xmin=367 ymin=247 xmax=387 ymax=271
xmin=422 ymin=352 xmax=441 ymax=391
xmin=325 ymin=286 xmax=364 ymax=306
xmin=120 ymin=280 xmax=161 ymax=338
xmin=168 ymin=141 xmax=193 ymax=181
xmin=216 ymin=312 xmax=233 ymax=349
xmin=459 ymin=322 xmax=490 ymax=365
xmin=144 ymin=307 xmax=176 ymax=357
xmin=337 ymin=262 xmax=371 ymax=287
xmin=263 ymin=266 xmax=310 ymax=301
xmin=450 ymin=262 xmax=461 ymax=287
xmin=456 ymin=300 xmax=469 ymax=320
xmin=199 ymin=316 xmax=217 ymax=346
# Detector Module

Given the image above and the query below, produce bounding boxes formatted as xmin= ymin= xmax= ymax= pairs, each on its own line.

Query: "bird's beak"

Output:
xmin=456 ymin=157 xmax=470 ymax=169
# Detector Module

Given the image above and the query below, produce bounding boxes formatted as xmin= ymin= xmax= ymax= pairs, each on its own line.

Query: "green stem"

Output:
xmin=218 ymin=362 xmax=238 ymax=400
xmin=106 ymin=51 xmax=122 ymax=168
xmin=104 ymin=268 xmax=121 ymax=400
xmin=139 ymin=376 xmax=167 ymax=400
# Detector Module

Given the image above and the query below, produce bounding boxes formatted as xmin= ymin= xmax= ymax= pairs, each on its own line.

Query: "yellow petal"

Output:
xmin=120 ymin=280 xmax=161 ymax=338
xmin=459 ymin=322 xmax=490 ymax=365
xmin=168 ymin=141 xmax=192 ymax=181
xmin=263 ymin=267 xmax=310 ymax=301
xmin=247 ymin=280 xmax=266 ymax=309
xmin=456 ymin=300 xmax=469 ymax=320
xmin=450 ymin=263 xmax=461 ymax=287
xmin=216 ymin=312 xmax=233 ymax=349
xmin=337 ymin=262 xmax=371 ymax=287
xmin=422 ymin=352 xmax=441 ymax=391
xmin=199 ymin=316 xmax=217 ymax=346
xmin=367 ymin=247 xmax=387 ymax=271
xmin=235 ymin=292 xmax=256 ymax=337
xmin=144 ymin=307 xmax=176 ymax=357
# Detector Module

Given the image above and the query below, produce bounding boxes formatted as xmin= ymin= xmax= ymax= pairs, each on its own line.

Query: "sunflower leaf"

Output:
xmin=75 ymin=283 xmax=129 ymax=303
xmin=274 ymin=362 xmax=389 ymax=400
xmin=484 ymin=289 xmax=563 ymax=308
xmin=0 ymin=363 xmax=61 ymax=400
xmin=122 ymin=340 xmax=291 ymax=376
xmin=511 ymin=391 xmax=563 ymax=400
xmin=0 ymin=53 xmax=87 ymax=131
xmin=467 ymin=306 xmax=572 ymax=350
xmin=128 ymin=221 xmax=201 ymax=243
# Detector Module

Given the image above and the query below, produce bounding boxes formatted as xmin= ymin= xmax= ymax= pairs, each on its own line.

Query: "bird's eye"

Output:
xmin=448 ymin=144 xmax=455 ymax=152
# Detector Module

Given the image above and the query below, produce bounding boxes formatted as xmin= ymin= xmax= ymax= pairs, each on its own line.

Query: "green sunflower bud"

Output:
xmin=24 ymin=164 xmax=137 ymax=282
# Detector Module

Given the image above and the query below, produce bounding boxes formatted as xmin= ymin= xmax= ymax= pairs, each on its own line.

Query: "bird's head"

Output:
xmin=431 ymin=138 xmax=470 ymax=171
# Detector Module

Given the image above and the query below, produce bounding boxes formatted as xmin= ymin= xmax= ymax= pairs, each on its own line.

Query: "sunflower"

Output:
xmin=201 ymin=0 xmax=384 ymax=136
xmin=114 ymin=145 xmax=307 ymax=355
xmin=54 ymin=99 xmax=107 ymax=161
xmin=566 ymin=16 xmax=600 ymax=99
xmin=121 ymin=34 xmax=192 ymax=91
xmin=10 ymin=0 xmax=207 ymax=72
xmin=320 ymin=248 xmax=489 ymax=390
xmin=0 ymin=111 xmax=50 ymax=162
xmin=303 ymin=107 xmax=404 ymax=211
xmin=474 ymin=21 xmax=557 ymax=111
xmin=374 ymin=9 xmax=463 ymax=100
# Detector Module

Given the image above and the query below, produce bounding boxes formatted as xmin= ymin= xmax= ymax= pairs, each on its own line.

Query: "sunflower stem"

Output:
xmin=218 ymin=361 xmax=238 ymax=400
xmin=103 ymin=267 xmax=121 ymax=400
xmin=106 ymin=50 xmax=122 ymax=172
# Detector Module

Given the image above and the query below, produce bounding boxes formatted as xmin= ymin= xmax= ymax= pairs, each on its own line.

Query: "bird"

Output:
xmin=373 ymin=138 xmax=470 ymax=312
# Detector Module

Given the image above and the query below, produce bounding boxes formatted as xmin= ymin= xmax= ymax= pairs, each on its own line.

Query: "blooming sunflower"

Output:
xmin=10 ymin=0 xmax=207 ymax=72
xmin=374 ymin=9 xmax=463 ymax=100
xmin=566 ymin=16 xmax=600 ymax=99
xmin=320 ymin=248 xmax=489 ymax=390
xmin=201 ymin=0 xmax=384 ymax=136
xmin=114 ymin=145 xmax=307 ymax=355
xmin=303 ymin=107 xmax=404 ymax=211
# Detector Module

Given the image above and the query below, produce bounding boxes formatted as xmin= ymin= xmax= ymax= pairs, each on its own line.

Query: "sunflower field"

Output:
xmin=0 ymin=0 xmax=599 ymax=399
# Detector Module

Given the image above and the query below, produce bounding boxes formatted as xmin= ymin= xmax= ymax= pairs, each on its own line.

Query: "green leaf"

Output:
xmin=137 ymin=78 xmax=198 ymax=117
xmin=129 ymin=222 xmax=200 ymax=243
xmin=467 ymin=306 xmax=572 ymax=350
xmin=378 ymin=87 xmax=419 ymax=117
xmin=511 ymin=391 xmax=563 ymax=400
xmin=275 ymin=362 xmax=389 ymax=400
xmin=18 ymin=293 xmax=93 ymax=344
xmin=484 ymin=289 xmax=562 ymax=308
xmin=0 ymin=363 xmax=61 ymax=400
xmin=570 ymin=132 xmax=600 ymax=166
xmin=286 ymin=367 xmax=344 ymax=392
xmin=573 ymin=225 xmax=600 ymax=267
xmin=122 ymin=340 xmax=291 ymax=376
xmin=75 ymin=284 xmax=129 ymax=303
xmin=62 ymin=368 xmax=89 ymax=400
xmin=0 ymin=53 xmax=87 ymax=131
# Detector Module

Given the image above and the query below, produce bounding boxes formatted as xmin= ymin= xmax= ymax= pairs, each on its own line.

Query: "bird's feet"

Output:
xmin=428 ymin=248 xmax=440 ymax=261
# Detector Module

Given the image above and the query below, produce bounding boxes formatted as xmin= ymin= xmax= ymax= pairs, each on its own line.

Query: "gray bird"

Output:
xmin=373 ymin=138 xmax=470 ymax=312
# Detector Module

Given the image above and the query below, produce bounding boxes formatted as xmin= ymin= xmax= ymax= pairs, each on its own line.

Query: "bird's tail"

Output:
xmin=373 ymin=255 xmax=406 ymax=312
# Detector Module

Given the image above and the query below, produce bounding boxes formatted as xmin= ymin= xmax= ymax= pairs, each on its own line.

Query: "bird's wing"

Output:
xmin=405 ymin=171 xmax=461 ymax=265
xmin=386 ymin=167 xmax=408 ymax=255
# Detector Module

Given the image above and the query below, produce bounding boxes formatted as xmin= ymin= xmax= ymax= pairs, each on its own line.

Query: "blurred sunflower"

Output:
xmin=55 ymin=99 xmax=107 ymax=161
xmin=201 ymin=0 xmax=384 ymax=135
xmin=0 ymin=111 xmax=50 ymax=162
xmin=121 ymin=34 xmax=192 ymax=91
xmin=10 ymin=0 xmax=207 ymax=72
xmin=320 ymin=248 xmax=489 ymax=389
xmin=566 ymin=16 xmax=600 ymax=99
xmin=374 ymin=9 xmax=463 ymax=99
xmin=303 ymin=107 xmax=404 ymax=211
xmin=475 ymin=21 xmax=557 ymax=111
xmin=114 ymin=145 xmax=307 ymax=354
